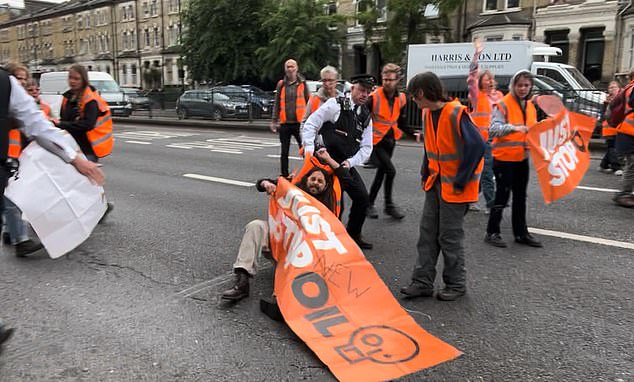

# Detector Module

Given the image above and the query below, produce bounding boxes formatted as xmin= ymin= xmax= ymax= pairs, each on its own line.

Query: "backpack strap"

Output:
xmin=0 ymin=69 xmax=12 ymax=161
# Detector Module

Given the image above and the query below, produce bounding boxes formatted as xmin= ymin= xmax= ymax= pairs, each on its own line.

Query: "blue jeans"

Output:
xmin=3 ymin=197 xmax=28 ymax=245
xmin=480 ymin=143 xmax=495 ymax=208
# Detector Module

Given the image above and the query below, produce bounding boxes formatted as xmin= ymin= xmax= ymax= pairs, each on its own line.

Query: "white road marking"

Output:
xmin=529 ymin=227 xmax=634 ymax=250
xmin=266 ymin=154 xmax=302 ymax=160
xmin=125 ymin=140 xmax=152 ymax=145
xmin=211 ymin=149 xmax=243 ymax=154
xmin=166 ymin=144 xmax=192 ymax=149
xmin=115 ymin=130 xmax=198 ymax=141
xmin=576 ymin=185 xmax=619 ymax=193
xmin=183 ymin=173 xmax=253 ymax=187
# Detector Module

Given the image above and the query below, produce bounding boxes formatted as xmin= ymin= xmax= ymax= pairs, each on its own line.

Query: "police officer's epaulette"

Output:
xmin=336 ymin=96 xmax=352 ymax=112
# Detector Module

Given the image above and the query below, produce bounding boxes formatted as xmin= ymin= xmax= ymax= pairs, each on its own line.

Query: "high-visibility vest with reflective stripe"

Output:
xmin=62 ymin=87 xmax=114 ymax=158
xmin=279 ymin=81 xmax=307 ymax=124
xmin=602 ymin=119 xmax=617 ymax=137
xmin=291 ymin=154 xmax=342 ymax=218
xmin=618 ymin=83 xmax=634 ymax=136
xmin=371 ymin=87 xmax=406 ymax=145
xmin=424 ymin=103 xmax=483 ymax=203
xmin=308 ymin=95 xmax=321 ymax=113
xmin=39 ymin=100 xmax=52 ymax=119
xmin=491 ymin=94 xmax=536 ymax=162
xmin=7 ymin=129 xmax=21 ymax=159
xmin=469 ymin=91 xmax=492 ymax=141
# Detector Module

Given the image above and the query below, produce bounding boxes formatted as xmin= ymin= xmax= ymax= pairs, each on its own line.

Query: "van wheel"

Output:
xmin=212 ymin=109 xmax=223 ymax=121
xmin=177 ymin=108 xmax=188 ymax=120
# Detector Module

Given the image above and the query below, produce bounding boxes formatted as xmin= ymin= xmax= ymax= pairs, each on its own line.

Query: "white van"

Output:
xmin=40 ymin=71 xmax=132 ymax=118
xmin=406 ymin=41 xmax=605 ymax=117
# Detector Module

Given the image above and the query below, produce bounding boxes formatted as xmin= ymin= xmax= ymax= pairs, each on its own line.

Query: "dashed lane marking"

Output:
xmin=576 ymin=185 xmax=619 ymax=193
xmin=125 ymin=140 xmax=152 ymax=145
xmin=266 ymin=154 xmax=303 ymax=161
xmin=183 ymin=173 xmax=253 ymax=187
xmin=114 ymin=130 xmax=199 ymax=141
xmin=529 ymin=227 xmax=634 ymax=250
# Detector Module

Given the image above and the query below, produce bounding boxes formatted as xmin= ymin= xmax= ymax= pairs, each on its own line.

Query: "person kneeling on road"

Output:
xmin=221 ymin=148 xmax=349 ymax=302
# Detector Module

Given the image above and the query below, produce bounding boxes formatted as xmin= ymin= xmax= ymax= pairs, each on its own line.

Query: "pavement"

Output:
xmin=0 ymin=122 xmax=631 ymax=381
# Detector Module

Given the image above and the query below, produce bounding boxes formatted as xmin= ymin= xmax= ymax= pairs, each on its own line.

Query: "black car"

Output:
xmin=176 ymin=90 xmax=250 ymax=120
xmin=121 ymin=87 xmax=152 ymax=111
xmin=214 ymin=85 xmax=274 ymax=118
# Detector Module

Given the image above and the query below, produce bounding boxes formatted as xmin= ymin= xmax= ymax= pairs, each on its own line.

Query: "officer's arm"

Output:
xmin=9 ymin=76 xmax=76 ymax=162
xmin=454 ymin=114 xmax=485 ymax=191
xmin=346 ymin=119 xmax=373 ymax=168
xmin=302 ymin=98 xmax=337 ymax=155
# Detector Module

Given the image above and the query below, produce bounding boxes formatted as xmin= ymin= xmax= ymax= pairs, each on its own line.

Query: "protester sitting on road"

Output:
xmin=2 ymin=62 xmax=43 ymax=257
xmin=221 ymin=148 xmax=349 ymax=302
xmin=53 ymin=64 xmax=114 ymax=219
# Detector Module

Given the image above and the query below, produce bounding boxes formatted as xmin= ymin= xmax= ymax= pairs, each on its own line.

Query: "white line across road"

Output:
xmin=183 ymin=173 xmax=253 ymax=187
xmin=266 ymin=154 xmax=303 ymax=161
xmin=576 ymin=185 xmax=619 ymax=193
xmin=125 ymin=140 xmax=152 ymax=145
xmin=529 ymin=227 xmax=634 ymax=250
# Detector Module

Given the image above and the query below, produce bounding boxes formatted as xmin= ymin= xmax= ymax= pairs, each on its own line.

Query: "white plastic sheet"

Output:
xmin=5 ymin=138 xmax=107 ymax=259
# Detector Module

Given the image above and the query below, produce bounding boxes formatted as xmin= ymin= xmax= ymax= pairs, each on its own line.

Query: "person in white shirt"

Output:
xmin=302 ymin=74 xmax=375 ymax=249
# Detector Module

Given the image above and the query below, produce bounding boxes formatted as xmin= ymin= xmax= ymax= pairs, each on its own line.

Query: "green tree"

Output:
xmin=256 ymin=0 xmax=346 ymax=80
xmin=357 ymin=0 xmax=464 ymax=64
xmin=182 ymin=0 xmax=270 ymax=84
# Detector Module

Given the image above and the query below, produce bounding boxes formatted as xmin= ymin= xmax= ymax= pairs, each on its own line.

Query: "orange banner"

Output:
xmin=268 ymin=177 xmax=461 ymax=382
xmin=527 ymin=110 xmax=595 ymax=204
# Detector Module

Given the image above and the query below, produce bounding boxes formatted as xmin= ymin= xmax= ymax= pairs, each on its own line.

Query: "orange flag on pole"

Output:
xmin=268 ymin=177 xmax=461 ymax=382
xmin=526 ymin=109 xmax=595 ymax=204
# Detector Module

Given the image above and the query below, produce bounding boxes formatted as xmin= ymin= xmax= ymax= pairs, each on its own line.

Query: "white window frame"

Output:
xmin=505 ymin=0 xmax=520 ymax=10
xmin=483 ymin=0 xmax=497 ymax=13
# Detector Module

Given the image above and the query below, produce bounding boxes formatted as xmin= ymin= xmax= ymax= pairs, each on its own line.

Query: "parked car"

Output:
xmin=40 ymin=71 xmax=132 ymax=118
xmin=176 ymin=90 xmax=249 ymax=120
xmin=213 ymin=85 xmax=274 ymax=118
xmin=121 ymin=87 xmax=152 ymax=110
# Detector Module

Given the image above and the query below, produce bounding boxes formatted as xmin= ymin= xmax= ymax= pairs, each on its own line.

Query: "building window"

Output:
xmin=545 ymin=29 xmax=569 ymax=65
xmin=150 ymin=0 xmax=158 ymax=16
xmin=376 ymin=0 xmax=387 ymax=22
xmin=165 ymin=59 xmax=173 ymax=84
xmin=506 ymin=0 xmax=519 ymax=9
xmin=143 ymin=2 xmax=149 ymax=17
xmin=484 ymin=0 xmax=497 ymax=12
xmin=131 ymin=64 xmax=138 ymax=84
xmin=154 ymin=26 xmax=160 ymax=47
xmin=485 ymin=35 xmax=503 ymax=41
xmin=512 ymin=34 xmax=523 ymax=41
xmin=144 ymin=29 xmax=150 ymax=47
xmin=324 ymin=1 xmax=336 ymax=15
xmin=580 ymin=27 xmax=605 ymax=84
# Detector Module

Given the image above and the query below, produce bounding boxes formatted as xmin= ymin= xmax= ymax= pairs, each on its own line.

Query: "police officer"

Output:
xmin=303 ymin=74 xmax=375 ymax=249
xmin=0 ymin=67 xmax=104 ymax=350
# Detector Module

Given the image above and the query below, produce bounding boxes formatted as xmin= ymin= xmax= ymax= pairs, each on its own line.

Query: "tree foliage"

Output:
xmin=256 ymin=0 xmax=346 ymax=80
xmin=357 ymin=0 xmax=464 ymax=63
xmin=182 ymin=0 xmax=269 ymax=84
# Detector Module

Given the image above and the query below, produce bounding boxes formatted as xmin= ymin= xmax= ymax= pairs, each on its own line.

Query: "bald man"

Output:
xmin=270 ymin=59 xmax=311 ymax=177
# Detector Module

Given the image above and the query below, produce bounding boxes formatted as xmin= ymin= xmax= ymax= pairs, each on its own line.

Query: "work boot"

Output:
xmin=385 ymin=204 xmax=405 ymax=219
xmin=437 ymin=288 xmax=466 ymax=301
xmin=0 ymin=325 xmax=15 ymax=347
xmin=221 ymin=269 xmax=250 ymax=301
xmin=352 ymin=236 xmax=373 ymax=250
xmin=366 ymin=205 xmax=379 ymax=219
xmin=260 ymin=297 xmax=284 ymax=322
xmin=15 ymin=239 xmax=43 ymax=257
xmin=515 ymin=233 xmax=543 ymax=248
xmin=484 ymin=233 xmax=507 ymax=248
xmin=2 ymin=232 xmax=10 ymax=245
xmin=614 ymin=193 xmax=634 ymax=208
xmin=400 ymin=282 xmax=434 ymax=299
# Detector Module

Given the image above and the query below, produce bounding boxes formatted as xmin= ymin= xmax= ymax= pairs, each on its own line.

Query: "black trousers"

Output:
xmin=279 ymin=123 xmax=301 ymax=177
xmin=600 ymin=137 xmax=622 ymax=171
xmin=486 ymin=159 xmax=530 ymax=237
xmin=368 ymin=135 xmax=397 ymax=206
xmin=343 ymin=167 xmax=369 ymax=239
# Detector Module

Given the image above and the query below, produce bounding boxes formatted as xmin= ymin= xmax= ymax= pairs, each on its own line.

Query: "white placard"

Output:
xmin=5 ymin=139 xmax=107 ymax=259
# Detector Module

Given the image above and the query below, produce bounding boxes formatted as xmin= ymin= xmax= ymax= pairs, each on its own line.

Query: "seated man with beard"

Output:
xmin=221 ymin=148 xmax=348 ymax=302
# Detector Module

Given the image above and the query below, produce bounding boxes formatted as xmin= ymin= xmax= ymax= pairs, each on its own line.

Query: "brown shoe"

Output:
xmin=221 ymin=270 xmax=250 ymax=301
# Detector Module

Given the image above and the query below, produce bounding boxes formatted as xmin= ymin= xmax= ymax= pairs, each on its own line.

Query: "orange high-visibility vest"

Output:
xmin=308 ymin=95 xmax=321 ymax=114
xmin=602 ymin=119 xmax=617 ymax=137
xmin=491 ymin=94 xmax=536 ymax=162
xmin=291 ymin=154 xmax=342 ymax=218
xmin=7 ymin=129 xmax=21 ymax=159
xmin=279 ymin=81 xmax=307 ymax=124
xmin=423 ymin=103 xmax=483 ymax=203
xmin=371 ymin=87 xmax=406 ymax=145
xmin=39 ymin=100 xmax=52 ymax=119
xmin=469 ymin=91 xmax=492 ymax=141
xmin=62 ymin=87 xmax=114 ymax=158
xmin=618 ymin=84 xmax=634 ymax=136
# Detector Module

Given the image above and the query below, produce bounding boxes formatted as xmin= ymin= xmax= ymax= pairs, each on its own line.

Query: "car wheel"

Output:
xmin=177 ymin=108 xmax=188 ymax=120
xmin=212 ymin=109 xmax=223 ymax=121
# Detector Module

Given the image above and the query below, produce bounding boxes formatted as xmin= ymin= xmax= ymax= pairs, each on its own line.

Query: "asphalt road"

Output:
xmin=0 ymin=123 xmax=632 ymax=382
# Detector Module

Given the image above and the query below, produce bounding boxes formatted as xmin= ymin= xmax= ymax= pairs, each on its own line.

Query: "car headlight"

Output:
xmin=223 ymin=103 xmax=235 ymax=109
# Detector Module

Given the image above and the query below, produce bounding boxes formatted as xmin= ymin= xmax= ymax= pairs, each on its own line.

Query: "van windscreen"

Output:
xmin=92 ymin=80 xmax=121 ymax=93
